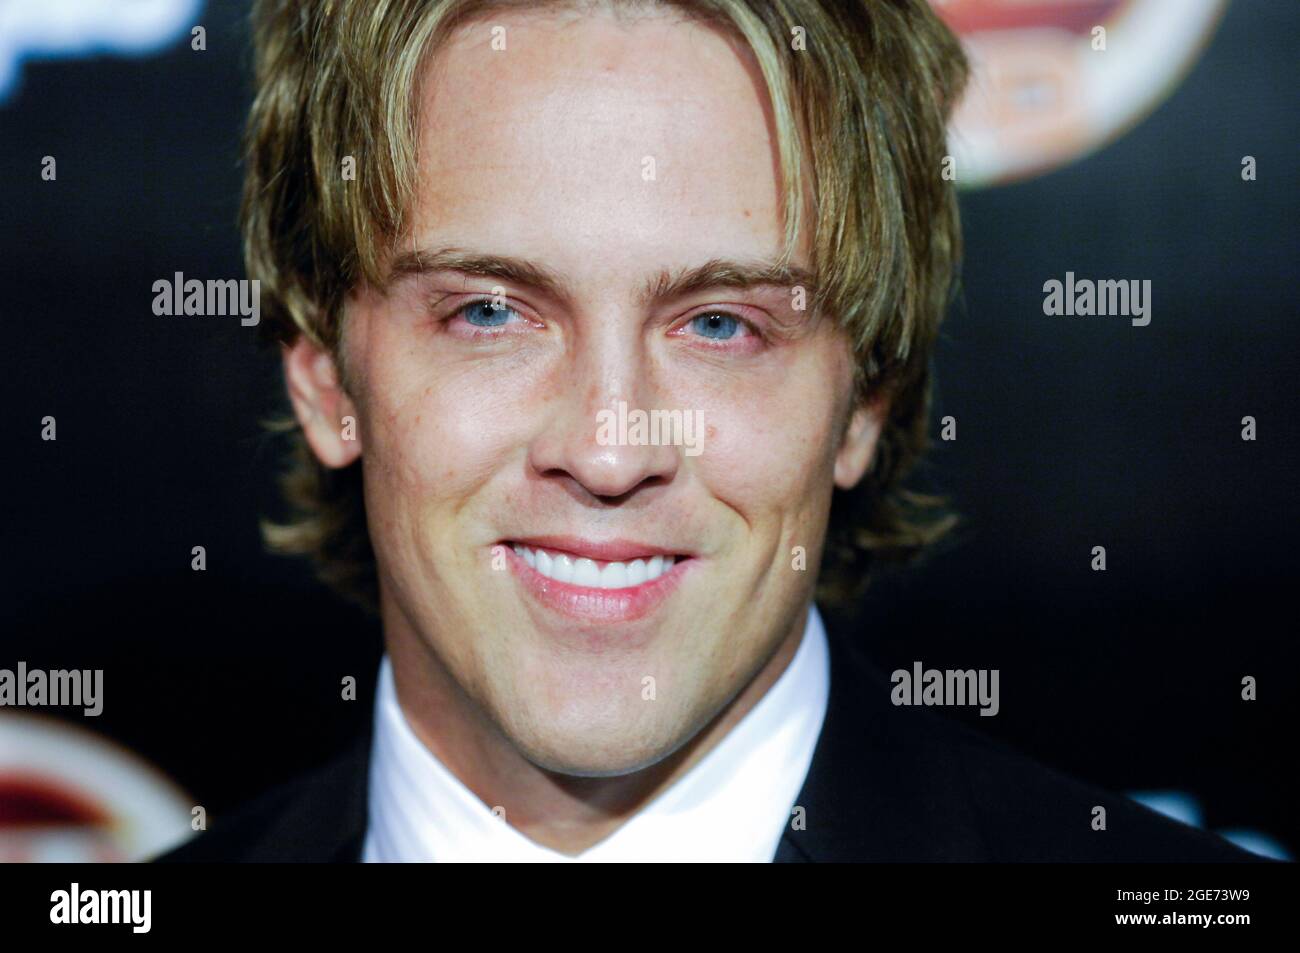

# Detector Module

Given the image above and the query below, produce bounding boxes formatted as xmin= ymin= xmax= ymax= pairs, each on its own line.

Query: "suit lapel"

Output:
xmin=244 ymin=729 xmax=373 ymax=862
xmin=774 ymin=613 xmax=991 ymax=862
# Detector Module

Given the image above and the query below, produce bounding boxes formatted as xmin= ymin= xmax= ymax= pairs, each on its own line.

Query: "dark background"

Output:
xmin=2 ymin=1 xmax=1295 ymax=856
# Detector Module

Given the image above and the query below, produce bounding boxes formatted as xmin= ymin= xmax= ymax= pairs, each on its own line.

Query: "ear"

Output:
xmin=833 ymin=392 xmax=888 ymax=490
xmin=282 ymin=336 xmax=363 ymax=468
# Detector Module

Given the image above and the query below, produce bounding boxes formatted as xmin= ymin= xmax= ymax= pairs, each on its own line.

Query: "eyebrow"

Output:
xmin=386 ymin=246 xmax=817 ymax=305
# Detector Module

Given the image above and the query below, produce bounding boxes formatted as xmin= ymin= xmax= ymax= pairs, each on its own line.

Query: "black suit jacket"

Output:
xmin=159 ymin=616 xmax=1260 ymax=862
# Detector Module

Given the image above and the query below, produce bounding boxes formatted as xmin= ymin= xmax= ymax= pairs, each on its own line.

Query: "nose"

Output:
xmin=527 ymin=344 xmax=681 ymax=502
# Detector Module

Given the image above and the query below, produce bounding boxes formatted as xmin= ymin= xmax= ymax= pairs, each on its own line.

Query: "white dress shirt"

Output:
xmin=362 ymin=603 xmax=830 ymax=862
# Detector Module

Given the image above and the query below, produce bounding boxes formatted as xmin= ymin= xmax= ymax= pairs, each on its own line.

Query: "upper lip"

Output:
xmin=505 ymin=535 xmax=692 ymax=563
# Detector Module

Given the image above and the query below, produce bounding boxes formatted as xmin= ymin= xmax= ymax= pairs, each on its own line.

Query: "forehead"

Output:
xmin=406 ymin=7 xmax=791 ymax=286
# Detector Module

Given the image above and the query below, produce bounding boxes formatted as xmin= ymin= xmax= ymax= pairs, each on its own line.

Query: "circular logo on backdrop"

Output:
xmin=0 ymin=713 xmax=192 ymax=862
xmin=933 ymin=0 xmax=1228 ymax=186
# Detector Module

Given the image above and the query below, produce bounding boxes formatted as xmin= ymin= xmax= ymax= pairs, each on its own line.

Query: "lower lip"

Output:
xmin=504 ymin=547 xmax=694 ymax=624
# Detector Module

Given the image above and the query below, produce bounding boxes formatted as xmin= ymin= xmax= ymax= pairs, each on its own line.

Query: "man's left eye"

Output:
xmin=685 ymin=311 xmax=748 ymax=341
xmin=460 ymin=300 xmax=522 ymax=327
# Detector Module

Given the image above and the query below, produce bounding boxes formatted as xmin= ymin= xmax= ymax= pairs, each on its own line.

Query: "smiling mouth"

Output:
xmin=497 ymin=536 xmax=696 ymax=625
xmin=508 ymin=542 xmax=684 ymax=590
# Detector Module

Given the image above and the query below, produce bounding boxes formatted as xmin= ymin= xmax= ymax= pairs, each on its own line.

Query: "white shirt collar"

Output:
xmin=362 ymin=603 xmax=830 ymax=862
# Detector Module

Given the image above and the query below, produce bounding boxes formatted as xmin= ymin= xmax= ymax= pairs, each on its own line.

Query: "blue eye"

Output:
xmin=462 ymin=300 xmax=519 ymax=327
xmin=687 ymin=312 xmax=742 ymax=340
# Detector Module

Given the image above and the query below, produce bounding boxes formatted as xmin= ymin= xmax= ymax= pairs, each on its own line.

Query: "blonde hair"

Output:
xmin=247 ymin=0 xmax=969 ymax=611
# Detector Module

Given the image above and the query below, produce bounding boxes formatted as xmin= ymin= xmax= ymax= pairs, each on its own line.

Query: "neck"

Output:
xmin=382 ymin=604 xmax=808 ymax=856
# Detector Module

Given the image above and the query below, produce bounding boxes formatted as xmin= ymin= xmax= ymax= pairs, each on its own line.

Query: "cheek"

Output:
xmin=689 ymin=372 xmax=841 ymax=519
xmin=355 ymin=342 xmax=526 ymax=510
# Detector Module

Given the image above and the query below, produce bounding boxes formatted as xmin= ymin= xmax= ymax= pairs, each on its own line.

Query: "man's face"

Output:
xmin=296 ymin=8 xmax=881 ymax=776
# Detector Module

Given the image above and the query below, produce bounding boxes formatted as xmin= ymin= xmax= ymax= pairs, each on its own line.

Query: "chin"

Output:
xmin=504 ymin=708 xmax=689 ymax=779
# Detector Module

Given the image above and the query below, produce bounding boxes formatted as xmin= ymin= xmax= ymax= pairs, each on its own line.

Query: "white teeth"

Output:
xmin=512 ymin=545 xmax=680 ymax=589
xmin=572 ymin=558 xmax=601 ymax=587
xmin=600 ymin=561 xmax=628 ymax=589
xmin=627 ymin=559 xmax=647 ymax=586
